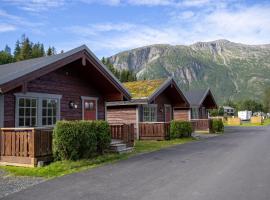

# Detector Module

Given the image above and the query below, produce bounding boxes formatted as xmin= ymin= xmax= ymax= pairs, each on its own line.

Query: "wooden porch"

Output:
xmin=139 ymin=122 xmax=170 ymax=140
xmin=0 ymin=124 xmax=135 ymax=167
xmin=0 ymin=128 xmax=53 ymax=167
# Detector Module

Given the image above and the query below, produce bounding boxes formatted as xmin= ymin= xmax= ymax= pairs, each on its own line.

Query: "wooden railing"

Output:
xmin=191 ymin=119 xmax=211 ymax=131
xmin=0 ymin=128 xmax=53 ymax=167
xmin=110 ymin=124 xmax=135 ymax=147
xmin=139 ymin=122 xmax=170 ymax=140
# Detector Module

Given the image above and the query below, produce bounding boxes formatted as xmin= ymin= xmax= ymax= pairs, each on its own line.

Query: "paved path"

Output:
xmin=3 ymin=126 xmax=270 ymax=200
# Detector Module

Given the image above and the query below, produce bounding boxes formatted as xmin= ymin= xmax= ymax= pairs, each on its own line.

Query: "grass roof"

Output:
xmin=123 ymin=79 xmax=166 ymax=99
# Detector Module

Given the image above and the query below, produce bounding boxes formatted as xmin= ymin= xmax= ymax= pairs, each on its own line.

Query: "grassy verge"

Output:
xmin=224 ymin=118 xmax=270 ymax=127
xmin=0 ymin=137 xmax=195 ymax=178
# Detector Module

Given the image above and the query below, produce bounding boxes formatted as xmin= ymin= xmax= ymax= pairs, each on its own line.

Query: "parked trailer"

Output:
xmin=238 ymin=111 xmax=252 ymax=121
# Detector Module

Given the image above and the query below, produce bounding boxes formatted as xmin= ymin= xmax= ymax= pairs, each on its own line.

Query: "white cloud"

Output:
xmin=0 ymin=24 xmax=16 ymax=32
xmin=63 ymin=4 xmax=270 ymax=56
xmin=3 ymin=0 xmax=66 ymax=12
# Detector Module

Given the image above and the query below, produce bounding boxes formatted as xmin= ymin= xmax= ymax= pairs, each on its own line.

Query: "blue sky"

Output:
xmin=0 ymin=0 xmax=270 ymax=57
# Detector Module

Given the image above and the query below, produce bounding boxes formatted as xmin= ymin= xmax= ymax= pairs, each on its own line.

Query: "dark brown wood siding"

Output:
xmin=3 ymin=62 xmax=119 ymax=127
xmin=152 ymin=93 xmax=172 ymax=122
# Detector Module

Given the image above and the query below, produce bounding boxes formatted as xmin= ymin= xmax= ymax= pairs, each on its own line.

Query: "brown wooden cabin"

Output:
xmin=0 ymin=45 xmax=131 ymax=129
xmin=0 ymin=45 xmax=132 ymax=166
xmin=184 ymin=88 xmax=218 ymax=119
xmin=106 ymin=78 xmax=190 ymax=139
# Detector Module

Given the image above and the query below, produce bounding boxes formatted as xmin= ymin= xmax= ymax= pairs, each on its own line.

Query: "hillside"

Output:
xmin=108 ymin=40 xmax=270 ymax=103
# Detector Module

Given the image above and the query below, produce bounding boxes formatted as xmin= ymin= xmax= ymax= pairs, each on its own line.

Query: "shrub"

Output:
xmin=210 ymin=119 xmax=224 ymax=133
xmin=53 ymin=120 xmax=111 ymax=161
xmin=91 ymin=121 xmax=111 ymax=154
xmin=170 ymin=121 xmax=193 ymax=139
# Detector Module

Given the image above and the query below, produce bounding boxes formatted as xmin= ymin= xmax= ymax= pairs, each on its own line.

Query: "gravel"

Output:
xmin=0 ymin=169 xmax=44 ymax=199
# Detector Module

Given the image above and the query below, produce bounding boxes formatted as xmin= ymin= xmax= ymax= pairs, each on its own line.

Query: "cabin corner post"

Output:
xmin=0 ymin=94 xmax=4 ymax=128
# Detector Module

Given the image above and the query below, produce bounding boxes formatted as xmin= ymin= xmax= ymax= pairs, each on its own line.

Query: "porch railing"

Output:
xmin=191 ymin=119 xmax=211 ymax=131
xmin=109 ymin=124 xmax=135 ymax=147
xmin=139 ymin=122 xmax=170 ymax=140
xmin=0 ymin=128 xmax=53 ymax=167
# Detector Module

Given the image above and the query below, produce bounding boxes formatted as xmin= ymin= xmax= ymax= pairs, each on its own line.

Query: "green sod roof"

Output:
xmin=123 ymin=79 xmax=166 ymax=99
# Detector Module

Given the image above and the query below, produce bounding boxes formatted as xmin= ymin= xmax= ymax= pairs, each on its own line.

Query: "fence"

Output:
xmin=139 ymin=122 xmax=170 ymax=140
xmin=109 ymin=124 xmax=135 ymax=147
xmin=0 ymin=128 xmax=53 ymax=167
xmin=191 ymin=119 xmax=211 ymax=131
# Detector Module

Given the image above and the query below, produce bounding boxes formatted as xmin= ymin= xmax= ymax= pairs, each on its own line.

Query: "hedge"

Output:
xmin=53 ymin=120 xmax=111 ymax=161
xmin=210 ymin=119 xmax=224 ymax=133
xmin=170 ymin=121 xmax=193 ymax=139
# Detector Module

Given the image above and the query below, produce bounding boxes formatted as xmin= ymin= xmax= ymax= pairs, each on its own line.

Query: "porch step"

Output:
xmin=109 ymin=140 xmax=134 ymax=153
xmin=110 ymin=143 xmax=127 ymax=152
xmin=110 ymin=139 xmax=124 ymax=145
xmin=118 ymin=147 xmax=134 ymax=154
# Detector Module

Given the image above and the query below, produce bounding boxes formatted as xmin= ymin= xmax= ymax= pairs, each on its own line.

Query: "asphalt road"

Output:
xmin=3 ymin=126 xmax=270 ymax=200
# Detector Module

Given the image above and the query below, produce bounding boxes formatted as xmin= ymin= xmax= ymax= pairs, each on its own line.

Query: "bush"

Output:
xmin=53 ymin=120 xmax=111 ymax=161
xmin=210 ymin=119 xmax=224 ymax=133
xmin=92 ymin=121 xmax=111 ymax=154
xmin=170 ymin=121 xmax=193 ymax=139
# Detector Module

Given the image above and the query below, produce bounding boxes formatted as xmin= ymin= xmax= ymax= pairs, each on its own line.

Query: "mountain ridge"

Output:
xmin=108 ymin=39 xmax=270 ymax=103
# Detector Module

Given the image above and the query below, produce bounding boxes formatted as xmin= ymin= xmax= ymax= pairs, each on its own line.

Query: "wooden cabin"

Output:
xmin=184 ymin=88 xmax=217 ymax=119
xmin=0 ymin=45 xmax=131 ymax=129
xmin=106 ymin=78 xmax=190 ymax=139
xmin=0 ymin=45 xmax=132 ymax=166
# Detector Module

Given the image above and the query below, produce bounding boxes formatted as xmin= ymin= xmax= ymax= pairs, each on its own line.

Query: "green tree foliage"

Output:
xmin=101 ymin=57 xmax=137 ymax=82
xmin=263 ymin=87 xmax=270 ymax=113
xmin=210 ymin=107 xmax=224 ymax=116
xmin=0 ymin=34 xmax=50 ymax=65
xmin=0 ymin=51 xmax=13 ymax=65
xmin=47 ymin=46 xmax=56 ymax=56
xmin=237 ymin=99 xmax=264 ymax=113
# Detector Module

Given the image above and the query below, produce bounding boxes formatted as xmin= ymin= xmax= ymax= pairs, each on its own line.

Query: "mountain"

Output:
xmin=108 ymin=39 xmax=270 ymax=103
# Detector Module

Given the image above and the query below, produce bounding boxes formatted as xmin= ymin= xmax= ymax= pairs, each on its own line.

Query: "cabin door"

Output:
xmin=165 ymin=105 xmax=172 ymax=122
xmin=82 ymin=97 xmax=98 ymax=120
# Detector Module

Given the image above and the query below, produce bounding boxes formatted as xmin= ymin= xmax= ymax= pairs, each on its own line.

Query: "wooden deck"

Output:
xmin=0 ymin=128 xmax=53 ymax=167
xmin=139 ymin=122 xmax=170 ymax=140
xmin=109 ymin=124 xmax=135 ymax=147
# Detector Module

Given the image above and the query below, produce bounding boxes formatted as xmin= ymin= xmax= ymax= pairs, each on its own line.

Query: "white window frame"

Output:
xmin=15 ymin=92 xmax=62 ymax=128
xmin=142 ymin=104 xmax=157 ymax=122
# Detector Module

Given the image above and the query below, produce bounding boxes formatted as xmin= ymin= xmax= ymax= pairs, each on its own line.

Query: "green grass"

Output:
xmin=0 ymin=137 xmax=195 ymax=178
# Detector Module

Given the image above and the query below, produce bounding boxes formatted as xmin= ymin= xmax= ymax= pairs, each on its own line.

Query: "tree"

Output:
xmin=32 ymin=43 xmax=45 ymax=58
xmin=14 ymin=40 xmax=21 ymax=61
xmin=263 ymin=87 xmax=270 ymax=113
xmin=4 ymin=45 xmax=11 ymax=54
xmin=19 ymin=37 xmax=32 ymax=60
xmin=47 ymin=46 xmax=56 ymax=56
xmin=0 ymin=51 xmax=13 ymax=64
xmin=237 ymin=99 xmax=263 ymax=113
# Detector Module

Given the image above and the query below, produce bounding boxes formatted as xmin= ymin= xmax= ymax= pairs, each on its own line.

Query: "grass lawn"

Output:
xmin=224 ymin=118 xmax=270 ymax=127
xmin=0 ymin=137 xmax=195 ymax=178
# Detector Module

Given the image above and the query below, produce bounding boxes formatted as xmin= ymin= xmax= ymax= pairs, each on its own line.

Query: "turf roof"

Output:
xmin=123 ymin=79 xmax=166 ymax=99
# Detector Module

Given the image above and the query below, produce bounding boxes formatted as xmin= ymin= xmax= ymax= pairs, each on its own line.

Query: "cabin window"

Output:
xmin=15 ymin=93 xmax=61 ymax=127
xmin=18 ymin=98 xmax=37 ymax=127
xmin=143 ymin=105 xmax=157 ymax=122
xmin=191 ymin=108 xmax=199 ymax=119
xmin=42 ymin=99 xmax=58 ymax=126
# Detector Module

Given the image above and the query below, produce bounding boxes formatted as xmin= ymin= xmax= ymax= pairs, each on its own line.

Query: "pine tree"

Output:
xmin=47 ymin=47 xmax=52 ymax=56
xmin=14 ymin=40 xmax=21 ymax=61
xmin=47 ymin=46 xmax=56 ymax=56
xmin=0 ymin=51 xmax=13 ymax=64
xmin=20 ymin=37 xmax=32 ymax=60
xmin=4 ymin=45 xmax=11 ymax=54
